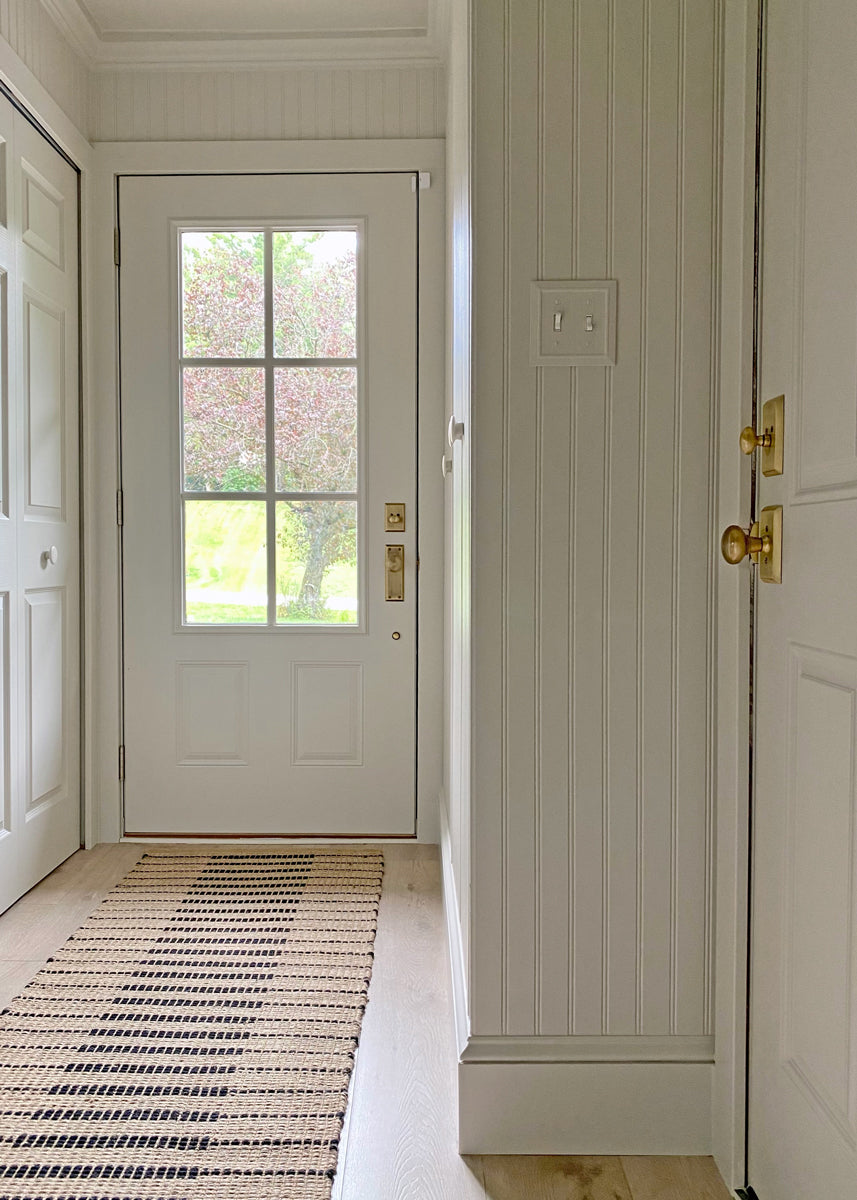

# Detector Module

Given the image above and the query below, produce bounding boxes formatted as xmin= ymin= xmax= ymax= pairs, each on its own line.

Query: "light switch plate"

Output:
xmin=530 ymin=279 xmax=617 ymax=366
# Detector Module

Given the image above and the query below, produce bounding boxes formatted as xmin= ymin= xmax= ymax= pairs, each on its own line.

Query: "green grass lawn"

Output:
xmin=184 ymin=499 xmax=357 ymax=625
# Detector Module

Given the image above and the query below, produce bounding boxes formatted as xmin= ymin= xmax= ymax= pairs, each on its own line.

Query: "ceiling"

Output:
xmin=42 ymin=0 xmax=448 ymax=69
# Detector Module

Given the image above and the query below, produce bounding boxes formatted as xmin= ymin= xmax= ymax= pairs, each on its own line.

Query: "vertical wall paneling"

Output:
xmin=461 ymin=0 xmax=722 ymax=1111
xmin=503 ymin=0 xmax=539 ymax=1039
xmin=89 ymin=67 xmax=446 ymax=144
xmin=0 ymin=2 xmax=88 ymax=136
xmin=536 ymin=0 xmax=572 ymax=1040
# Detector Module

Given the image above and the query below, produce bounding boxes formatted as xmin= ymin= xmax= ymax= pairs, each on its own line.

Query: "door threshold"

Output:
xmin=121 ymin=833 xmax=419 ymax=843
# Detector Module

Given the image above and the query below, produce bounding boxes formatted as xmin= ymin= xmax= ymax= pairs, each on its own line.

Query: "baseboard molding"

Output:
xmin=438 ymin=792 xmax=469 ymax=1057
xmin=459 ymin=1060 xmax=713 ymax=1154
xmin=462 ymin=1033 xmax=714 ymax=1064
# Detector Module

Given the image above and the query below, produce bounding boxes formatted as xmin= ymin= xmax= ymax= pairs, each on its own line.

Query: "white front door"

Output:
xmin=119 ymin=173 xmax=417 ymax=836
xmin=0 ymin=101 xmax=80 ymax=912
xmin=748 ymin=1 xmax=857 ymax=1195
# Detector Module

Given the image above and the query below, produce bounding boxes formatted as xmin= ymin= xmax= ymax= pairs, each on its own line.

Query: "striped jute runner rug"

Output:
xmin=0 ymin=850 xmax=384 ymax=1199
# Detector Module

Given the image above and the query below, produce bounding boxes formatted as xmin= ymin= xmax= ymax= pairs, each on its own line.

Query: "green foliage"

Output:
xmin=181 ymin=228 xmax=359 ymax=623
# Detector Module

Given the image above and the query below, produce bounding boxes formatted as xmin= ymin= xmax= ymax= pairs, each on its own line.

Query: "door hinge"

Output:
xmin=116 ymin=489 xmax=123 ymax=526
xmin=113 ymin=228 xmax=120 ymax=267
xmin=118 ymin=745 xmax=126 ymax=782
xmin=411 ymin=172 xmax=431 ymax=192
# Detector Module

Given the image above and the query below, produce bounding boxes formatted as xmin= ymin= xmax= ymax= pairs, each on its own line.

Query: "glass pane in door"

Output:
xmin=184 ymin=500 xmax=267 ymax=625
xmin=182 ymin=232 xmax=265 ymax=358
xmin=274 ymin=367 xmax=358 ymax=492
xmin=272 ymin=230 xmax=357 ymax=358
xmin=276 ymin=500 xmax=358 ymax=625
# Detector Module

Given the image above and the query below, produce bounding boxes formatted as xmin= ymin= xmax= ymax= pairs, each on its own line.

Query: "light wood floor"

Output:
xmin=0 ymin=842 xmax=733 ymax=1199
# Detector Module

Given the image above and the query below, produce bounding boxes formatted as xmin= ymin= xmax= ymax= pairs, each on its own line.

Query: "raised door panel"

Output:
xmin=791 ymin=3 xmax=857 ymax=501
xmin=0 ymin=592 xmax=9 ymax=835
xmin=782 ymin=646 xmax=857 ymax=1146
xmin=21 ymin=160 xmax=65 ymax=271
xmin=23 ymin=293 xmax=64 ymax=516
xmin=24 ymin=588 xmax=65 ymax=811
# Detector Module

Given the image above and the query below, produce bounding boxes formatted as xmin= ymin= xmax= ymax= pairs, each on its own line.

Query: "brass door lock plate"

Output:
xmin=757 ymin=504 xmax=782 ymax=584
xmin=385 ymin=545 xmax=405 ymax=600
xmin=759 ymin=395 xmax=784 ymax=476
xmin=740 ymin=395 xmax=784 ymax=476
xmin=385 ymin=503 xmax=406 ymax=532
xmin=720 ymin=504 xmax=783 ymax=583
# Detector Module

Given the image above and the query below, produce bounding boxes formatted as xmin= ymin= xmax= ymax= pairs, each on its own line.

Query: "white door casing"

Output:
xmin=748 ymin=1 xmax=857 ymax=1195
xmin=0 ymin=98 xmax=80 ymax=913
xmin=119 ymin=172 xmax=418 ymax=836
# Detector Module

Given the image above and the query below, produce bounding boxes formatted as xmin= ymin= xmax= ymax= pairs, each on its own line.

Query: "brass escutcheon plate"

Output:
xmin=758 ymin=505 xmax=783 ymax=584
xmin=385 ymin=503 xmax=406 ymax=533
xmin=385 ymin=545 xmax=405 ymax=601
xmin=760 ymin=395 xmax=784 ymax=477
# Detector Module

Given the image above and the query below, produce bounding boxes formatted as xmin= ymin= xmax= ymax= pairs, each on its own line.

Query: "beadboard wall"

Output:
xmin=89 ymin=66 xmax=446 ymax=142
xmin=0 ymin=0 xmax=88 ymax=134
xmin=450 ymin=0 xmax=724 ymax=1151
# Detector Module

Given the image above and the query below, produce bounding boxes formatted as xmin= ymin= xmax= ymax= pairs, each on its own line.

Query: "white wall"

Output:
xmin=89 ymin=66 xmax=445 ymax=142
xmin=446 ymin=0 xmax=727 ymax=1152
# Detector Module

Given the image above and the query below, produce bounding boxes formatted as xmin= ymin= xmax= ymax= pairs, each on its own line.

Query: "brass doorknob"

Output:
xmin=720 ymin=522 xmax=772 ymax=565
xmin=739 ymin=426 xmax=773 ymax=455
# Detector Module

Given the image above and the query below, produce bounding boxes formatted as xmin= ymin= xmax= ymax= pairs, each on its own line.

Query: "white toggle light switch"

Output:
xmin=530 ymin=280 xmax=618 ymax=365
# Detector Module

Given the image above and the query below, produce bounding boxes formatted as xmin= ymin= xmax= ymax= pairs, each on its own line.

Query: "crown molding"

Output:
xmin=41 ymin=0 xmax=446 ymax=71
xmin=41 ymin=0 xmax=100 ymax=65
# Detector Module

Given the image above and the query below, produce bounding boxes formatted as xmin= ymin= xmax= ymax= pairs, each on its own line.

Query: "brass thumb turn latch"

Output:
xmin=739 ymin=394 xmax=784 ymax=476
xmin=721 ymin=505 xmax=783 ymax=584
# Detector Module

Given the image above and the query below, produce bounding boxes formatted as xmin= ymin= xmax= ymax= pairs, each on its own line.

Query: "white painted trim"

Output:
xmin=90 ymin=138 xmax=445 ymax=845
xmin=94 ymin=139 xmax=444 ymax=175
xmin=439 ymin=791 xmax=469 ymax=1057
xmin=712 ymin=0 xmax=758 ymax=1189
xmin=42 ymin=0 xmax=445 ymax=72
xmin=458 ymin=1061 xmax=713 ymax=1155
xmin=461 ymin=1034 xmax=714 ymax=1065
xmin=0 ymin=34 xmax=89 ymax=160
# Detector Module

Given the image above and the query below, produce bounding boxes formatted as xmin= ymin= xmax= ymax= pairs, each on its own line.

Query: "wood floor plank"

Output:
xmin=621 ymin=1156 xmax=731 ymax=1199
xmin=0 ymin=960 xmax=46 ymax=1009
xmin=334 ymin=847 xmax=486 ymax=1200
xmin=481 ymin=1155 xmax=632 ymax=1199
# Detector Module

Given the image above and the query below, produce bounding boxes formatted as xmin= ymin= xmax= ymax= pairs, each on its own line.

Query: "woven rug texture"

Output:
xmin=0 ymin=850 xmax=384 ymax=1199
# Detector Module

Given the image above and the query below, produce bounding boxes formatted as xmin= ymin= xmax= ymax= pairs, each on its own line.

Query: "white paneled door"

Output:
xmin=119 ymin=174 xmax=417 ymax=835
xmin=747 ymin=2 xmax=857 ymax=1196
xmin=0 ymin=101 xmax=80 ymax=913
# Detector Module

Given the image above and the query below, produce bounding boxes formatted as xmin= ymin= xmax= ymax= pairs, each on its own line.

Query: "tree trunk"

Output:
xmin=296 ymin=510 xmax=333 ymax=617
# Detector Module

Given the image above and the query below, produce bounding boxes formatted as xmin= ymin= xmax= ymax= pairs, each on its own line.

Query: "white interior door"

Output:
xmin=0 ymin=101 xmax=80 ymax=913
xmin=119 ymin=173 xmax=417 ymax=836
xmin=748 ymin=2 xmax=857 ymax=1195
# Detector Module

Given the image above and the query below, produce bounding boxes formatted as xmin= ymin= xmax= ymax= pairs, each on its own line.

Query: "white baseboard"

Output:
xmin=438 ymin=791 xmax=469 ymax=1056
xmin=459 ymin=1060 xmax=713 ymax=1154
xmin=462 ymin=1033 xmax=714 ymax=1063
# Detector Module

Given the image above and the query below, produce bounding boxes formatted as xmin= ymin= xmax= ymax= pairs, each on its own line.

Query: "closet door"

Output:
xmin=0 ymin=102 xmax=80 ymax=913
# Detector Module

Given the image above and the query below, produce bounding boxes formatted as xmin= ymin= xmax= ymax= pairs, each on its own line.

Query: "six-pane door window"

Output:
xmin=180 ymin=228 xmax=359 ymax=625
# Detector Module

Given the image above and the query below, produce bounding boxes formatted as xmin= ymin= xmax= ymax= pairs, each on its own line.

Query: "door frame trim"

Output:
xmin=712 ymin=0 xmax=760 ymax=1188
xmin=89 ymin=138 xmax=445 ymax=846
